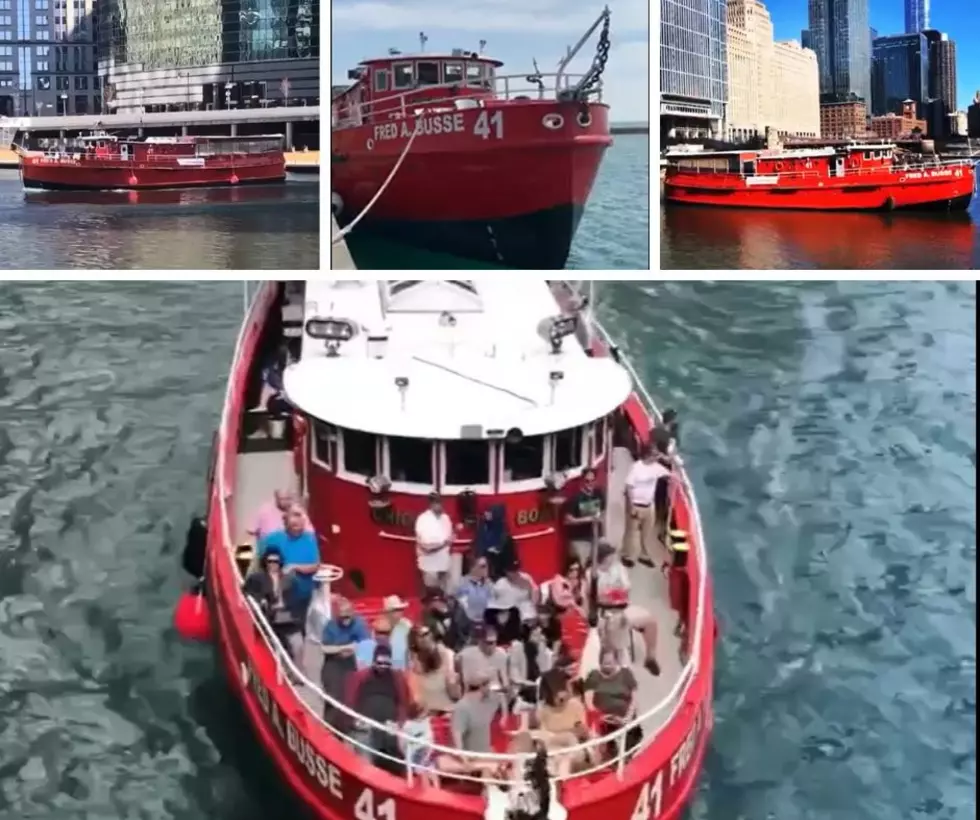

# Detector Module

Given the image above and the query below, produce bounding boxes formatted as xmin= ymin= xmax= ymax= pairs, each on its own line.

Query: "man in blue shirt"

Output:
xmin=355 ymin=616 xmax=408 ymax=670
xmin=320 ymin=597 xmax=370 ymax=723
xmin=259 ymin=506 xmax=320 ymax=616
xmin=455 ymin=556 xmax=493 ymax=626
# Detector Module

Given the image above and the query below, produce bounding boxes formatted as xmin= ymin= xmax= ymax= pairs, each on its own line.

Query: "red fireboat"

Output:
xmin=174 ymin=280 xmax=716 ymax=820
xmin=663 ymin=141 xmax=976 ymax=211
xmin=18 ymin=133 xmax=286 ymax=191
xmin=330 ymin=9 xmax=614 ymax=269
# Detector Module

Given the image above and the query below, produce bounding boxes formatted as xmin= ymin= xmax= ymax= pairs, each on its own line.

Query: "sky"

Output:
xmin=329 ymin=0 xmax=651 ymax=123
xmin=767 ymin=0 xmax=979 ymax=109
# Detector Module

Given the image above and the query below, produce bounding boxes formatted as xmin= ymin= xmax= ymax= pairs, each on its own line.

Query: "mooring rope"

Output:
xmin=331 ymin=121 xmax=422 ymax=246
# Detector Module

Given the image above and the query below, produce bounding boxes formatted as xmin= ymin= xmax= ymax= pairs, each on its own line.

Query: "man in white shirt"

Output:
xmin=414 ymin=492 xmax=453 ymax=590
xmin=622 ymin=445 xmax=671 ymax=568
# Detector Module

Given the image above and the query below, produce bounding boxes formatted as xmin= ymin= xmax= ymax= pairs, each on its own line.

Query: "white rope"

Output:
xmin=331 ymin=122 xmax=422 ymax=246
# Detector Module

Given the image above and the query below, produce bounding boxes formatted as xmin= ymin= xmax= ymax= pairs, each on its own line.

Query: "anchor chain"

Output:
xmin=561 ymin=7 xmax=611 ymax=101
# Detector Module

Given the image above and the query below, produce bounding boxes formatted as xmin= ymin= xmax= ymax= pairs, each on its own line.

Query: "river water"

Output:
xmin=0 ymin=170 xmax=320 ymax=270
xmin=0 ymin=281 xmax=974 ymax=820
xmin=660 ymin=187 xmax=980 ymax=269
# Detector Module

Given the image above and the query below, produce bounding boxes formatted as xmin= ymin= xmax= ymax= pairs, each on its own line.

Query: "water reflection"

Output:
xmin=661 ymin=200 xmax=980 ymax=270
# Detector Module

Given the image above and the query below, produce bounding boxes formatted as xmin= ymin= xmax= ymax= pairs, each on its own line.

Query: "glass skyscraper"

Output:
xmin=96 ymin=0 xmax=318 ymax=113
xmin=904 ymin=0 xmax=929 ymax=33
xmin=807 ymin=0 xmax=871 ymax=105
xmin=871 ymin=32 xmax=928 ymax=116
xmin=660 ymin=0 xmax=728 ymax=134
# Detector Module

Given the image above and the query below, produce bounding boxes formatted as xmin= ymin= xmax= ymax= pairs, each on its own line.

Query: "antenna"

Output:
xmin=419 ymin=31 xmax=428 ymax=52
xmin=479 ymin=39 xmax=487 ymax=55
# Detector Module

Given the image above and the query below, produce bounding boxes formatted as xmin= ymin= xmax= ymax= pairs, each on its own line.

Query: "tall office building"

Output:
xmin=807 ymin=0 xmax=871 ymax=106
xmin=0 ymin=0 xmax=100 ymax=117
xmin=921 ymin=29 xmax=956 ymax=136
xmin=904 ymin=0 xmax=929 ymax=33
xmin=660 ymin=0 xmax=728 ymax=135
xmin=96 ymin=0 xmax=318 ymax=113
xmin=726 ymin=0 xmax=819 ymax=140
xmin=871 ymin=32 xmax=928 ymax=117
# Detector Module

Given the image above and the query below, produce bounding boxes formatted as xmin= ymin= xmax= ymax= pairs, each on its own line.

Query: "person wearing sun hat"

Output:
xmin=384 ymin=594 xmax=412 ymax=665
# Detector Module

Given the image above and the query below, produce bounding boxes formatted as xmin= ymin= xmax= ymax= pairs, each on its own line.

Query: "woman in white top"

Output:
xmin=591 ymin=542 xmax=661 ymax=676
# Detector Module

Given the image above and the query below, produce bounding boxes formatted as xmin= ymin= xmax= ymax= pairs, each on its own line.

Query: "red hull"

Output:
xmin=665 ymin=163 xmax=975 ymax=210
xmin=20 ymin=154 xmax=286 ymax=191
xmin=205 ymin=283 xmax=716 ymax=820
xmin=332 ymin=101 xmax=611 ymax=268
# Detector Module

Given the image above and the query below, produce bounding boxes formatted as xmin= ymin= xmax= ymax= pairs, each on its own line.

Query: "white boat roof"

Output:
xmin=283 ymin=280 xmax=633 ymax=439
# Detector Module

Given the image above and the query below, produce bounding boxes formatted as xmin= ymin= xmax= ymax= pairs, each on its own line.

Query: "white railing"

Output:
xmin=333 ymin=73 xmax=599 ymax=130
xmin=212 ymin=281 xmax=710 ymax=792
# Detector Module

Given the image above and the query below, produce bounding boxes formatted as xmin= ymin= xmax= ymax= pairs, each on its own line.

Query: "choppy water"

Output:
xmin=660 ymin=182 xmax=980 ymax=269
xmin=344 ymin=134 xmax=650 ymax=270
xmin=0 ymin=170 xmax=320 ymax=270
xmin=0 ymin=281 xmax=974 ymax=820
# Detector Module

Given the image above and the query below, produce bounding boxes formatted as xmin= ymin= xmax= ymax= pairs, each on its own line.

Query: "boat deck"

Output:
xmin=231 ymin=444 xmax=686 ymax=777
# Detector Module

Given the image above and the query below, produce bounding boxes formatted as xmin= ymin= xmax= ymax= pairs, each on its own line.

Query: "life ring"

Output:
xmin=774 ymin=162 xmax=785 ymax=172
xmin=366 ymin=138 xmax=375 ymax=151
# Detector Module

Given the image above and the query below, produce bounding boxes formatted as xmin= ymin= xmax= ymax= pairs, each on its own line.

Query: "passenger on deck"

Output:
xmin=563 ymin=468 xmax=606 ymax=565
xmin=415 ymin=492 xmax=454 ymax=591
xmin=535 ymin=603 xmax=563 ymax=652
xmin=454 ymin=556 xmax=493 ymax=627
xmin=584 ymin=646 xmax=641 ymax=759
xmin=399 ymin=701 xmax=438 ymax=783
xmin=422 ymin=587 xmax=470 ymax=653
xmin=486 ymin=560 xmax=539 ymax=644
xmin=356 ymin=615 xmax=408 ymax=670
xmin=545 ymin=558 xmax=588 ymax=615
xmin=304 ymin=567 xmax=335 ymax=650
xmin=622 ymin=445 xmax=671 ymax=568
xmin=254 ymin=342 xmax=291 ymax=411
xmin=472 ymin=504 xmax=512 ymax=580
xmin=535 ymin=669 xmax=598 ymax=778
xmin=258 ymin=506 xmax=320 ymax=618
xmin=458 ymin=624 xmax=510 ymax=698
xmin=320 ymin=598 xmax=370 ymax=723
xmin=248 ymin=489 xmax=312 ymax=543
xmin=384 ymin=595 xmax=412 ymax=659
xmin=451 ymin=673 xmax=505 ymax=754
xmin=592 ymin=541 xmax=661 ymax=676
xmin=509 ymin=621 xmax=554 ymax=722
xmin=407 ymin=624 xmax=460 ymax=715
xmin=345 ymin=644 xmax=412 ymax=768
xmin=243 ymin=547 xmax=304 ymax=662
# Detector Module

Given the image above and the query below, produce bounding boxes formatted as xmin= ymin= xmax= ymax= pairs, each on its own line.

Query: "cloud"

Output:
xmin=331 ymin=0 xmax=649 ymax=36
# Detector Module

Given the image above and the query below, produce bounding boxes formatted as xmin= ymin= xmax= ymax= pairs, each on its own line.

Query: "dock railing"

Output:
xmin=214 ymin=281 xmax=710 ymax=791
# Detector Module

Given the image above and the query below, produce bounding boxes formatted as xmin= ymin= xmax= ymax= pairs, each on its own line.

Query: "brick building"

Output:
xmin=869 ymin=99 xmax=927 ymax=138
xmin=819 ymin=99 xmax=868 ymax=138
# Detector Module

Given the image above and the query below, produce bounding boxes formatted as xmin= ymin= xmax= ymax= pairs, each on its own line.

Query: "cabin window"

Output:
xmin=393 ymin=62 xmax=414 ymax=89
xmin=374 ymin=69 xmax=389 ymax=92
xmin=552 ymin=426 xmax=585 ymax=472
xmin=341 ymin=429 xmax=378 ymax=477
xmin=466 ymin=63 xmax=484 ymax=86
xmin=387 ymin=436 xmax=434 ymax=486
xmin=443 ymin=440 xmax=491 ymax=488
xmin=590 ymin=416 xmax=608 ymax=463
xmin=311 ymin=420 xmax=334 ymax=468
xmin=444 ymin=62 xmax=463 ymax=84
xmin=504 ymin=435 xmax=546 ymax=482
xmin=417 ymin=61 xmax=440 ymax=86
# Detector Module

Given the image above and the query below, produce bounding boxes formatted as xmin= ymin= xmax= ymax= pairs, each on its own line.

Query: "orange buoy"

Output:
xmin=173 ymin=587 xmax=213 ymax=642
xmin=230 ymin=174 xmax=239 ymax=185
xmin=128 ymin=174 xmax=138 ymax=186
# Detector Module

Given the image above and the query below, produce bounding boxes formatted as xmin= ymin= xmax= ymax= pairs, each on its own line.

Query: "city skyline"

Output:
xmin=766 ymin=0 xmax=977 ymax=108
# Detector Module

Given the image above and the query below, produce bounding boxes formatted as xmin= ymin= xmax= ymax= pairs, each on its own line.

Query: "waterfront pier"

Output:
xmin=330 ymin=215 xmax=357 ymax=270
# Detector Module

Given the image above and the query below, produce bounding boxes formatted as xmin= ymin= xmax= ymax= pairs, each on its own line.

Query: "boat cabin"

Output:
xmin=252 ymin=279 xmax=633 ymax=599
xmin=333 ymin=51 xmax=504 ymax=128
xmin=667 ymin=142 xmax=900 ymax=179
